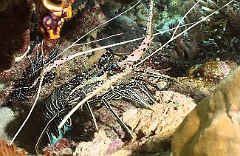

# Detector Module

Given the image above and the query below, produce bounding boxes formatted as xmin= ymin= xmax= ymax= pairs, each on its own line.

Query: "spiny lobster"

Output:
xmin=6 ymin=0 xmax=236 ymax=155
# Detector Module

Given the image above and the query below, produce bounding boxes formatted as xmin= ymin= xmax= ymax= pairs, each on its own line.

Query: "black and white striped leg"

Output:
xmin=85 ymin=101 xmax=98 ymax=131
xmin=101 ymin=97 xmax=134 ymax=139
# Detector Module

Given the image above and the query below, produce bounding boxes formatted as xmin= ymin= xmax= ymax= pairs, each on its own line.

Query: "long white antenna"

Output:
xmin=44 ymin=0 xmax=142 ymax=67
xmin=9 ymin=42 xmax=45 ymax=146
xmin=135 ymin=0 xmax=234 ymax=67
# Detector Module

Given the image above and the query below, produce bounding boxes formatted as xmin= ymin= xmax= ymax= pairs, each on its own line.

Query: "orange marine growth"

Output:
xmin=37 ymin=0 xmax=73 ymax=40
xmin=0 ymin=140 xmax=26 ymax=156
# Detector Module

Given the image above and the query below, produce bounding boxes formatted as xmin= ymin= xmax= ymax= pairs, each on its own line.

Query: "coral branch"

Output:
xmin=0 ymin=140 xmax=26 ymax=156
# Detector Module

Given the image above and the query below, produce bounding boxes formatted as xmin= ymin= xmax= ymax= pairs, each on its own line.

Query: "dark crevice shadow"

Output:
xmin=5 ymin=100 xmax=48 ymax=154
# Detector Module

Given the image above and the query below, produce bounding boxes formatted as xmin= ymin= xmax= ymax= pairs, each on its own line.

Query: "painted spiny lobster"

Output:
xmin=6 ymin=0 xmax=236 ymax=155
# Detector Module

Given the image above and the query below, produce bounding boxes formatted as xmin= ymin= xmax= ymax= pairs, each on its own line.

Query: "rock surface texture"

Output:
xmin=71 ymin=91 xmax=196 ymax=156
xmin=107 ymin=91 xmax=196 ymax=155
xmin=171 ymin=66 xmax=240 ymax=156
xmin=73 ymin=130 xmax=111 ymax=156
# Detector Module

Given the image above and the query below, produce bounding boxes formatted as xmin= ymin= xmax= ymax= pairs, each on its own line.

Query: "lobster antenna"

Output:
xmin=58 ymin=0 xmax=235 ymax=129
xmin=9 ymin=41 xmax=46 ymax=146
xmin=135 ymin=0 xmax=234 ymax=67
xmin=44 ymin=0 xmax=142 ymax=68
xmin=171 ymin=0 xmax=202 ymax=39
xmin=58 ymin=0 xmax=156 ymax=130
xmin=8 ymin=0 xmax=141 ymax=147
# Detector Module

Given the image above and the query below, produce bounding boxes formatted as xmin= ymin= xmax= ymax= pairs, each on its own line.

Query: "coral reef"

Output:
xmin=0 ymin=0 xmax=239 ymax=155
xmin=167 ymin=0 xmax=183 ymax=18
xmin=200 ymin=0 xmax=240 ymax=39
xmin=167 ymin=0 xmax=240 ymax=61
xmin=196 ymin=60 xmax=238 ymax=83
xmin=172 ymin=66 xmax=240 ymax=156
xmin=174 ymin=0 xmax=202 ymax=60
xmin=226 ymin=3 xmax=240 ymax=34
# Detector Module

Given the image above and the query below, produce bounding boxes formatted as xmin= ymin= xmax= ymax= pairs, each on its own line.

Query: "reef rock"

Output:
xmin=110 ymin=91 xmax=196 ymax=155
xmin=73 ymin=130 xmax=111 ymax=156
xmin=171 ymin=66 xmax=240 ymax=156
xmin=72 ymin=91 xmax=196 ymax=156
xmin=122 ymin=91 xmax=196 ymax=140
